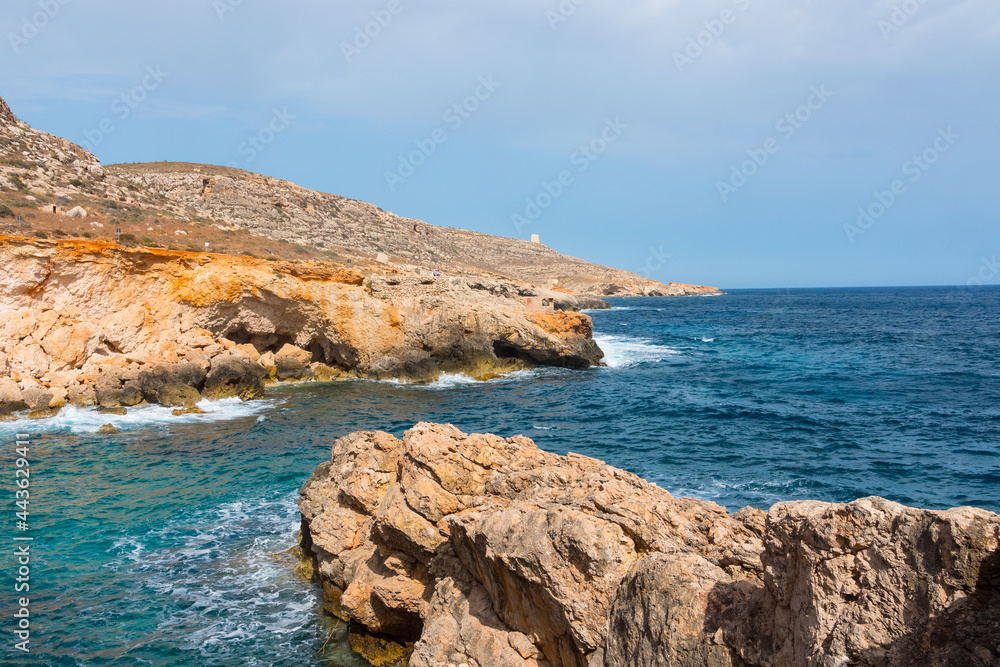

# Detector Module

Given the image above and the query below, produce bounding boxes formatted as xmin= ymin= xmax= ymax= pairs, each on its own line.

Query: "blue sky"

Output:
xmin=2 ymin=0 xmax=998 ymax=288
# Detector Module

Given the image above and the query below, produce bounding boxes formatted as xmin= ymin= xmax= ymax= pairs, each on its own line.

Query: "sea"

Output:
xmin=2 ymin=286 xmax=998 ymax=665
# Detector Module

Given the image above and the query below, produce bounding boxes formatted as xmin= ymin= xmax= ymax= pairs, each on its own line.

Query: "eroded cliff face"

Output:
xmin=299 ymin=424 xmax=1000 ymax=667
xmin=0 ymin=237 xmax=603 ymax=418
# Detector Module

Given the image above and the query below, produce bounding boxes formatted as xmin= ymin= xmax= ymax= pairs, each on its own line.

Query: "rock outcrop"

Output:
xmin=298 ymin=424 xmax=1000 ymax=667
xmin=0 ymin=237 xmax=603 ymax=419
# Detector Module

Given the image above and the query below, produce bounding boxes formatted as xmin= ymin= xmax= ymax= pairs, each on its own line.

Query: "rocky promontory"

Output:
xmin=0 ymin=236 xmax=603 ymax=420
xmin=298 ymin=423 xmax=1000 ymax=667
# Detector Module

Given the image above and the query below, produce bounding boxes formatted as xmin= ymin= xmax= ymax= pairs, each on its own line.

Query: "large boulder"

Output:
xmin=138 ymin=363 xmax=207 ymax=406
xmin=203 ymin=356 xmax=265 ymax=400
xmin=274 ymin=343 xmax=313 ymax=380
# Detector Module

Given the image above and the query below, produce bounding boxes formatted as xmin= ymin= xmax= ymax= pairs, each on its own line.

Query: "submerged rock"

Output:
xmin=299 ymin=424 xmax=1000 ymax=667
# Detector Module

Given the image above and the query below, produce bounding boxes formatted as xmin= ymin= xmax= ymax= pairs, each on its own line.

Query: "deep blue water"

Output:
xmin=2 ymin=286 xmax=998 ymax=665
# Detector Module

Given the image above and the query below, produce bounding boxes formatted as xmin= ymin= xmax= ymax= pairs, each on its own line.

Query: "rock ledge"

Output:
xmin=299 ymin=424 xmax=1000 ymax=667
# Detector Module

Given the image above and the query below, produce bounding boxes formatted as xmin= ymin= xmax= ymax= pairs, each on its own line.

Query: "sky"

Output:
xmin=2 ymin=0 xmax=998 ymax=289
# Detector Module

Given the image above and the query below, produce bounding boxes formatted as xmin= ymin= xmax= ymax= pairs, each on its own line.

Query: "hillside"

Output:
xmin=0 ymin=94 xmax=720 ymax=297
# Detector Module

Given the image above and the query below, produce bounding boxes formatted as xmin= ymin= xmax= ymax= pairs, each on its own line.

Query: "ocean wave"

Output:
xmin=0 ymin=397 xmax=280 ymax=436
xmin=379 ymin=369 xmax=541 ymax=390
xmin=105 ymin=492 xmax=324 ymax=664
xmin=594 ymin=335 xmax=680 ymax=368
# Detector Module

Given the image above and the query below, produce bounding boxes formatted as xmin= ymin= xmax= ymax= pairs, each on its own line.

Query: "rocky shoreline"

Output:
xmin=298 ymin=423 xmax=1000 ymax=667
xmin=0 ymin=236 xmax=605 ymax=422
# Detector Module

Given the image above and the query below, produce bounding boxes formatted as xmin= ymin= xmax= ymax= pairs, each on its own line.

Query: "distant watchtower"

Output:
xmin=531 ymin=234 xmax=540 ymax=244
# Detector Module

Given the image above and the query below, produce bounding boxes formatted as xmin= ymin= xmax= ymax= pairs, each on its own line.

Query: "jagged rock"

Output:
xmin=97 ymin=424 xmax=119 ymax=434
xmin=299 ymin=424 xmax=765 ymax=667
xmin=722 ymin=497 xmax=1000 ymax=667
xmin=0 ymin=97 xmax=17 ymax=125
xmin=203 ymin=356 xmax=266 ymax=400
xmin=299 ymin=425 xmax=1000 ymax=667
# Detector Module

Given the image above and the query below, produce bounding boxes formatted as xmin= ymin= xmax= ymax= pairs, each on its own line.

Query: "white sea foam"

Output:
xmin=702 ymin=336 xmax=715 ymax=343
xmin=0 ymin=397 xmax=279 ymax=436
xmin=595 ymin=335 xmax=680 ymax=369
xmin=380 ymin=369 xmax=541 ymax=390
xmin=105 ymin=492 xmax=321 ymax=664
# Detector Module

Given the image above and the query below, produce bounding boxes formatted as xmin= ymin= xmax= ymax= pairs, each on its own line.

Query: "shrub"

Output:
xmin=82 ymin=232 xmax=92 ymax=238
xmin=33 ymin=230 xmax=48 ymax=239
xmin=119 ymin=233 xmax=136 ymax=244
xmin=0 ymin=204 xmax=14 ymax=218
xmin=9 ymin=175 xmax=26 ymax=190
xmin=68 ymin=179 xmax=84 ymax=188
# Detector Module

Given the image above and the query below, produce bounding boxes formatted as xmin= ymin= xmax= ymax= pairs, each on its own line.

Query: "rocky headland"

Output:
xmin=0 ymin=92 xmax=723 ymax=421
xmin=0 ymin=236 xmax=602 ymax=420
xmin=298 ymin=423 xmax=1000 ymax=667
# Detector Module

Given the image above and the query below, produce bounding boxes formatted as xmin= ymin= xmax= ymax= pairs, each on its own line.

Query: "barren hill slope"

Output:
xmin=0 ymin=94 xmax=718 ymax=297
xmin=108 ymin=162 xmax=717 ymax=297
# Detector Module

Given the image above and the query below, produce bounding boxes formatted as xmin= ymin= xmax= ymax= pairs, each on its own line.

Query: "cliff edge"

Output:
xmin=0 ymin=237 xmax=602 ymax=419
xmin=299 ymin=424 xmax=1000 ymax=667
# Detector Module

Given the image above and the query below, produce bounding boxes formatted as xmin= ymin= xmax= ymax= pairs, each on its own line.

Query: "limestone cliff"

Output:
xmin=0 ymin=236 xmax=602 ymax=419
xmin=299 ymin=424 xmax=1000 ymax=667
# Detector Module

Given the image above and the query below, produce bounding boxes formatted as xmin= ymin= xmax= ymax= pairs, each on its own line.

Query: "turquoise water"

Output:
xmin=2 ymin=287 xmax=999 ymax=665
